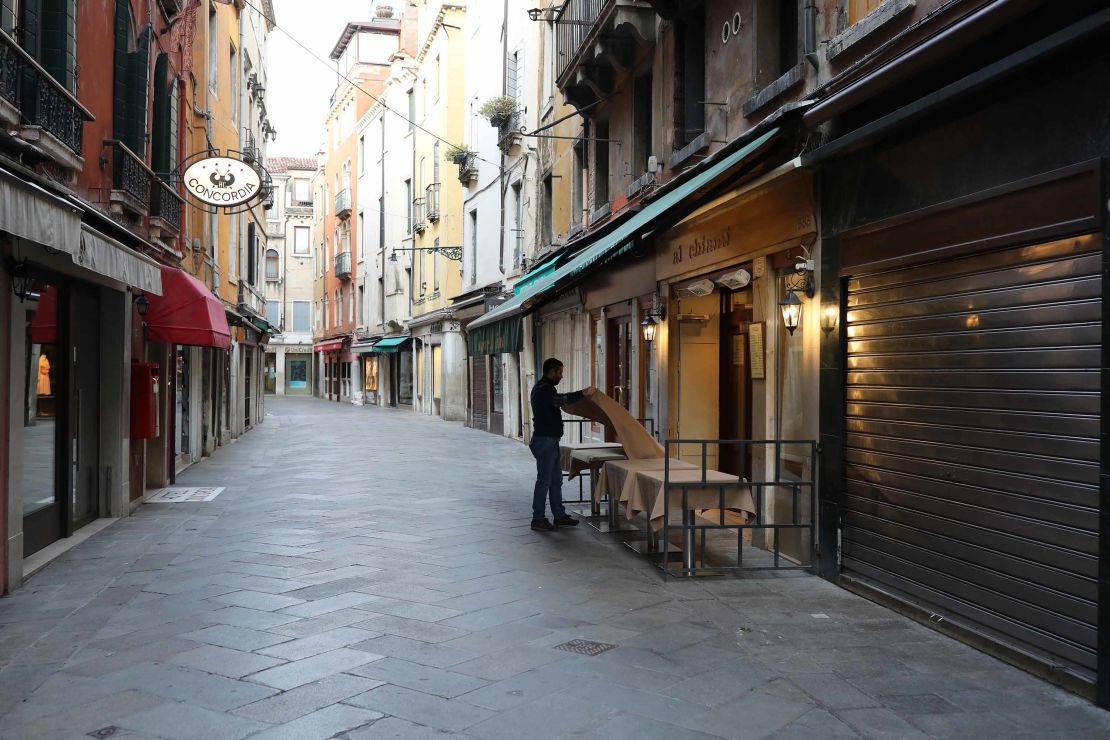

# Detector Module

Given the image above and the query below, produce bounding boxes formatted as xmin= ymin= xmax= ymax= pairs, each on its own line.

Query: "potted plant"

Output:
xmin=445 ymin=144 xmax=475 ymax=166
xmin=478 ymin=96 xmax=520 ymax=130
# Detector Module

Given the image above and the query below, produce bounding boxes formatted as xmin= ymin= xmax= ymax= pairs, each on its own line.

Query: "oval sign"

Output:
xmin=183 ymin=156 xmax=262 ymax=207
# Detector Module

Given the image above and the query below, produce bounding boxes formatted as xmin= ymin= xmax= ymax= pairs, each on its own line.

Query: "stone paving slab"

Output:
xmin=0 ymin=396 xmax=1107 ymax=739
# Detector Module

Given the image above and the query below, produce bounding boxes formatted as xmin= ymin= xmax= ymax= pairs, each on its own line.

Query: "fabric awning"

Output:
xmin=0 ymin=166 xmax=82 ymax=252
xmin=467 ymin=316 xmax=523 ymax=356
xmin=145 ymin=266 xmax=231 ymax=349
xmin=314 ymin=338 xmax=346 ymax=352
xmin=371 ymin=336 xmax=410 ymax=353
xmin=77 ymin=226 xmax=163 ymax=295
xmin=466 ymin=127 xmax=779 ymax=348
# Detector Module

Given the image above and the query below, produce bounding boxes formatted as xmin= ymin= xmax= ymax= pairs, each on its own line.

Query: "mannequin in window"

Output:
xmin=37 ymin=353 xmax=52 ymax=397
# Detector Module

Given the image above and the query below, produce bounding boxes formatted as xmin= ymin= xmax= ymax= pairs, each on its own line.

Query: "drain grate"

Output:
xmin=554 ymin=639 xmax=618 ymax=656
xmin=88 ymin=727 xmax=119 ymax=738
xmin=145 ymin=486 xmax=225 ymax=503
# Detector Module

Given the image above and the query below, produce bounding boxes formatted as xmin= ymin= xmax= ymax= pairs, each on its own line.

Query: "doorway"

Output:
xmin=606 ymin=314 xmax=635 ymax=413
xmin=244 ymin=350 xmax=253 ymax=427
xmin=719 ymin=287 xmax=754 ymax=477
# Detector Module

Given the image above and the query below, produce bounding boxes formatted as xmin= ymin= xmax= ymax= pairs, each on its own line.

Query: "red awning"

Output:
xmin=314 ymin=338 xmax=346 ymax=353
xmin=145 ymin=266 xmax=231 ymax=349
xmin=30 ymin=285 xmax=58 ymax=344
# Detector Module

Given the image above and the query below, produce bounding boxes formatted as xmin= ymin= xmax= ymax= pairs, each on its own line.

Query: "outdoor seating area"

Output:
xmin=559 ymin=417 xmax=818 ymax=577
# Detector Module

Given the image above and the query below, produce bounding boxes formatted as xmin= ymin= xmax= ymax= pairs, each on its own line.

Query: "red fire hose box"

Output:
xmin=130 ymin=362 xmax=160 ymax=439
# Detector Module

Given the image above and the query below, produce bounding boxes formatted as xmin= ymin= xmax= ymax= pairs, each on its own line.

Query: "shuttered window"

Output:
xmin=41 ymin=0 xmax=76 ymax=92
xmin=113 ymin=3 xmax=150 ymax=157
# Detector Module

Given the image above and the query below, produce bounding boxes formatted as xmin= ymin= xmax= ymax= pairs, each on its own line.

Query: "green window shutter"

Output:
xmin=125 ymin=23 xmax=152 ymax=156
xmin=168 ymin=78 xmax=179 ymax=174
xmin=151 ymin=53 xmax=169 ymax=174
xmin=41 ymin=0 xmax=76 ymax=92
xmin=2 ymin=0 xmax=17 ymax=35
xmin=19 ymin=0 xmax=41 ymax=59
xmin=112 ymin=0 xmax=129 ymax=143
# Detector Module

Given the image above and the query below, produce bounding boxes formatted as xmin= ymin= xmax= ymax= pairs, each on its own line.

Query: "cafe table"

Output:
xmin=596 ymin=458 xmax=697 ymax=534
xmin=569 ymin=447 xmax=627 ymax=519
xmin=557 ymin=441 xmax=624 ymax=510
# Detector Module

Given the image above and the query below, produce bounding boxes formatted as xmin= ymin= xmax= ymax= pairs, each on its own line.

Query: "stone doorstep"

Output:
xmin=22 ymin=518 xmax=119 ymax=582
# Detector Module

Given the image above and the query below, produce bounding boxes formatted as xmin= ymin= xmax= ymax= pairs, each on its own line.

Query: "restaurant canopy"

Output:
xmin=466 ymin=128 xmax=779 ymax=357
xmin=370 ymin=336 xmax=410 ymax=353
xmin=145 ymin=266 xmax=231 ymax=349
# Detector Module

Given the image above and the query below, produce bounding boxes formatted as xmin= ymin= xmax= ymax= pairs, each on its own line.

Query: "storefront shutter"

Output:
xmin=112 ymin=0 xmax=129 ymax=145
xmin=40 ymin=0 xmax=76 ymax=92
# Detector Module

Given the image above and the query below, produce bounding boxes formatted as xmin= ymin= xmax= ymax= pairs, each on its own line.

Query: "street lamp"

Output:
xmin=640 ymin=314 xmax=658 ymax=343
xmin=780 ymin=247 xmax=815 ymax=336
xmin=779 ymin=291 xmax=803 ymax=335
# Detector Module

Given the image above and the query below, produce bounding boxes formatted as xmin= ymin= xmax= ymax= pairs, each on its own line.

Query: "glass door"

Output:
xmin=22 ymin=280 xmax=63 ymax=555
xmin=720 ymin=288 xmax=754 ymax=478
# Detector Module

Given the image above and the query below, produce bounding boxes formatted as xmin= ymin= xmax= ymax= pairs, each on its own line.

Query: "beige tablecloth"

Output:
xmin=596 ymin=458 xmax=696 ymax=508
xmin=559 ymin=442 xmax=624 ymax=480
xmin=632 ymin=467 xmax=756 ymax=528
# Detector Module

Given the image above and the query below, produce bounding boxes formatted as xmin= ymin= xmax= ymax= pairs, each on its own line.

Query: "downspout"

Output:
xmin=498 ymin=0 xmax=508 ymax=275
xmin=803 ymin=0 xmax=819 ymax=70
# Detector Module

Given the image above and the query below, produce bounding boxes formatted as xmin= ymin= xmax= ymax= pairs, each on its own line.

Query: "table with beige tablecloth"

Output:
xmin=559 ymin=442 xmax=623 ymax=480
xmin=598 ymin=459 xmax=755 ymax=529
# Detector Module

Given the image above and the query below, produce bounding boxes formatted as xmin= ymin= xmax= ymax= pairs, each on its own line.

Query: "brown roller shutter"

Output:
xmin=842 ymin=234 xmax=1101 ymax=680
xmin=471 ymin=357 xmax=489 ymax=431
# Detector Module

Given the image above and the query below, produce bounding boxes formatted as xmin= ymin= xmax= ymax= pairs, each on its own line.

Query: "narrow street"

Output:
xmin=0 ymin=397 xmax=1106 ymax=740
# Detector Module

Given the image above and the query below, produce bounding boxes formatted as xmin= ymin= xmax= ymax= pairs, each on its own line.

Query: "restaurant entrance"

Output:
xmin=719 ymin=286 xmax=754 ymax=478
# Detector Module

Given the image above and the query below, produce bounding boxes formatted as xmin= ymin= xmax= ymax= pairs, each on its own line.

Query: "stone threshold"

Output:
xmin=22 ymin=517 xmax=118 ymax=581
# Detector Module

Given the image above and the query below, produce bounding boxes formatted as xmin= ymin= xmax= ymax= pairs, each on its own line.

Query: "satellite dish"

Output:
xmin=678 ymin=279 xmax=716 ymax=297
xmin=718 ymin=268 xmax=751 ymax=290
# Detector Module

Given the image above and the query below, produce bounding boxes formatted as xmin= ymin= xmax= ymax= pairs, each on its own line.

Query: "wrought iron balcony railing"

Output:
xmin=412 ymin=197 xmax=426 ymax=233
xmin=555 ymin=0 xmax=607 ymax=83
xmin=334 ymin=188 xmax=352 ymax=218
xmin=242 ymin=129 xmax=259 ymax=163
xmin=150 ymin=176 xmax=185 ymax=234
xmin=334 ymin=250 xmax=352 ymax=279
xmin=0 ymin=31 xmax=92 ymax=160
xmin=106 ymin=139 xmax=153 ymax=215
xmin=425 ymin=182 xmax=440 ymax=222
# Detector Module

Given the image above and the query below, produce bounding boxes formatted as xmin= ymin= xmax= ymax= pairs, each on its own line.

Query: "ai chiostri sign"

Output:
xmin=183 ymin=156 xmax=261 ymax=207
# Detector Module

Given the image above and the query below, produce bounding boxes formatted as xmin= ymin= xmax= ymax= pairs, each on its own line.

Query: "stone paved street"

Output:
xmin=1 ymin=396 xmax=1108 ymax=739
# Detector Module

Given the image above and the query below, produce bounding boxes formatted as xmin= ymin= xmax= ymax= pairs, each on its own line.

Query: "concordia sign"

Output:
xmin=182 ymin=156 xmax=262 ymax=208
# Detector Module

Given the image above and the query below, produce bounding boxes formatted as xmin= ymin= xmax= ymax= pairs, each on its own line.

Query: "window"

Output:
xmin=673 ymin=7 xmax=706 ymax=147
xmin=266 ymin=299 xmax=280 ymax=327
xmin=543 ymin=173 xmax=553 ymax=244
xmin=292 ymin=301 xmax=311 ymax=333
xmin=506 ymin=49 xmax=519 ymax=100
xmin=208 ymin=7 xmax=218 ymax=93
xmin=349 ymin=286 xmax=354 ymax=322
xmin=378 ymin=196 xmax=385 ymax=254
xmin=265 ymin=249 xmax=279 ymax=280
xmin=358 ymin=136 xmax=365 ymax=174
xmin=434 ymin=55 xmax=440 ymax=99
xmin=848 ymin=0 xmax=884 ymax=24
xmin=358 ymin=284 xmax=365 ymax=325
xmin=491 ymin=358 xmax=504 ymax=414
xmin=358 ymin=211 xmax=365 ymax=255
xmin=246 ymin=221 xmax=256 ymax=286
xmin=229 ymin=210 xmax=238 ymax=281
xmin=755 ymin=0 xmax=800 ymax=88
xmin=511 ymin=182 xmax=523 ymax=268
xmin=229 ymin=44 xmax=237 ymax=122
xmin=593 ymin=122 xmax=609 ymax=208
xmin=468 ymin=210 xmax=478 ymax=285
xmin=418 ymin=243 xmax=425 ymax=297
xmin=572 ymin=139 xmax=587 ymax=228
xmin=407 ymin=89 xmax=415 ymax=131
xmin=433 ymin=238 xmax=440 ymax=293
xmin=405 ymin=179 xmax=413 ymax=233
xmin=433 ymin=142 xmax=440 ymax=186
xmin=293 ymin=178 xmax=310 ymax=202
xmin=293 ymin=226 xmax=310 ymax=255
xmin=633 ymin=73 xmax=653 ymax=175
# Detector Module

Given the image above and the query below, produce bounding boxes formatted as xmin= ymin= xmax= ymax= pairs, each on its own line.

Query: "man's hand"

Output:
xmin=584 ymin=386 xmax=598 ymax=397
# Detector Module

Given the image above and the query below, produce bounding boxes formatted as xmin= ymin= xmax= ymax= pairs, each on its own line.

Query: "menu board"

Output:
xmin=749 ymin=322 xmax=765 ymax=379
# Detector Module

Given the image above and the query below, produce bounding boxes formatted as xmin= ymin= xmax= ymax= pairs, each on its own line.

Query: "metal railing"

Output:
xmin=106 ymin=139 xmax=153 ymax=206
xmin=150 ymin=177 xmax=184 ymax=232
xmin=659 ymin=439 xmax=817 ymax=578
xmin=425 ymin=182 xmax=440 ymax=221
xmin=334 ymin=250 xmax=352 ymax=278
xmin=334 ymin=188 xmax=352 ymax=217
xmin=0 ymin=31 xmax=91 ymax=157
xmin=555 ymin=0 xmax=607 ymax=83
xmin=412 ymin=197 xmax=426 ymax=232
xmin=242 ymin=129 xmax=259 ymax=163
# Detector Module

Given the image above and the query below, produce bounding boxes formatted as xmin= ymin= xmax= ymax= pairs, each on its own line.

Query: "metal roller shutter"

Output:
xmin=842 ymin=234 xmax=1101 ymax=678
xmin=471 ymin=357 xmax=488 ymax=430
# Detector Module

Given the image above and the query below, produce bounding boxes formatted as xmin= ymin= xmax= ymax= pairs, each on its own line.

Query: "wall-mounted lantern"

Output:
xmin=780 ymin=247 xmax=815 ymax=336
xmin=640 ymin=314 xmax=658 ymax=343
xmin=821 ymin=305 xmax=838 ymax=335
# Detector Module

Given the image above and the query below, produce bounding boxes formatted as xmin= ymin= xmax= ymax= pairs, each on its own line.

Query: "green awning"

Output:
xmin=249 ymin=316 xmax=275 ymax=334
xmin=467 ymin=315 xmax=523 ymax=356
xmin=371 ymin=336 xmax=410 ymax=353
xmin=513 ymin=253 xmax=562 ymax=295
xmin=466 ymin=127 xmax=779 ymax=348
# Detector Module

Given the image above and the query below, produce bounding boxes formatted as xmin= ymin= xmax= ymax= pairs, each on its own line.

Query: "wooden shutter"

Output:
xmin=41 ymin=0 xmax=76 ymax=92
xmin=126 ymin=24 xmax=152 ymax=157
xmin=112 ymin=0 xmax=130 ymax=144
xmin=1 ymin=0 xmax=16 ymax=35
xmin=168 ymin=78 xmax=179 ymax=173
xmin=247 ymin=221 xmax=257 ymax=285
xmin=151 ymin=54 xmax=170 ymax=174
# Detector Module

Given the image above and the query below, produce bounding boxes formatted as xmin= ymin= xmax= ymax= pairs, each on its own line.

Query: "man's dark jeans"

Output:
xmin=529 ymin=435 xmax=565 ymax=521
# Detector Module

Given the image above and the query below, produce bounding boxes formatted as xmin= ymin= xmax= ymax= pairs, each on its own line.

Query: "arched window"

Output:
xmin=265 ymin=249 xmax=280 ymax=281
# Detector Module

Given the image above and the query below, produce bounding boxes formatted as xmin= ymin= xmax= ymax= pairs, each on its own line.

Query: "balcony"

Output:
xmin=0 ymin=31 xmax=92 ymax=171
xmin=149 ymin=177 xmax=185 ymax=240
xmin=242 ymin=129 xmax=259 ymax=164
xmin=497 ymin=113 xmax=522 ymax=154
xmin=334 ymin=188 xmax=352 ymax=218
xmin=105 ymin=139 xmax=153 ymax=219
xmin=555 ymin=0 xmax=656 ymax=108
xmin=287 ymin=198 xmax=313 ymax=216
xmin=425 ymin=183 xmax=440 ymax=222
xmin=412 ymin=197 xmax=426 ymax=234
xmin=334 ymin=250 xmax=352 ymax=279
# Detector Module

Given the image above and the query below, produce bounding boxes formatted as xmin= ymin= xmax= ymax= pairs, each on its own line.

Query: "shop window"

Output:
xmin=490 ymin=357 xmax=504 ymax=414
xmin=672 ymin=6 xmax=706 ymax=148
xmin=23 ymin=282 xmax=59 ymax=521
xmin=755 ymin=0 xmax=801 ymax=88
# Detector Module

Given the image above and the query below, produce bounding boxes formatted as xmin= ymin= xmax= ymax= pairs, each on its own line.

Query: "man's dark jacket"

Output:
xmin=530 ymin=378 xmax=584 ymax=438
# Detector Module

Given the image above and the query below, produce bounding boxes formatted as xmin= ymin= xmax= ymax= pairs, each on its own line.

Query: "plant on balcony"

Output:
xmin=445 ymin=144 xmax=475 ymax=165
xmin=478 ymin=96 xmax=520 ymax=129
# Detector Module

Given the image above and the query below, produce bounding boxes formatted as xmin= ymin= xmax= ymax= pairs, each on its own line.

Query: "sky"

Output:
xmin=266 ymin=0 xmax=371 ymax=158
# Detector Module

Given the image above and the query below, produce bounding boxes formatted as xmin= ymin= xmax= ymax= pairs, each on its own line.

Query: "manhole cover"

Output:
xmin=554 ymin=639 xmax=618 ymax=656
xmin=145 ymin=486 xmax=225 ymax=503
xmin=88 ymin=727 xmax=119 ymax=738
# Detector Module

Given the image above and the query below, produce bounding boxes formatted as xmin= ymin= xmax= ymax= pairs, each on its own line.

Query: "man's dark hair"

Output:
xmin=542 ymin=358 xmax=563 ymax=376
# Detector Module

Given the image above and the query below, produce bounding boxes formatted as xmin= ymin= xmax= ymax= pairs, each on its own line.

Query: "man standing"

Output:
xmin=529 ymin=358 xmax=596 ymax=531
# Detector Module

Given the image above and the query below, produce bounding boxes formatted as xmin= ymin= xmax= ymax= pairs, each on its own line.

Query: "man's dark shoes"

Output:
xmin=531 ymin=518 xmax=555 ymax=531
xmin=554 ymin=516 xmax=579 ymax=527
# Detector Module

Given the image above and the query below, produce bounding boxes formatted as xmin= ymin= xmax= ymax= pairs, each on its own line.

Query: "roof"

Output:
xmin=330 ymin=20 xmax=401 ymax=60
xmin=266 ymin=157 xmax=318 ymax=173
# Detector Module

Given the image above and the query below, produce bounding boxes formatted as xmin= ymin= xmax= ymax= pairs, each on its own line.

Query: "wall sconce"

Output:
xmin=134 ymin=291 xmax=150 ymax=316
xmin=821 ymin=305 xmax=838 ymax=335
xmin=8 ymin=259 xmax=40 ymax=302
xmin=779 ymin=247 xmax=815 ymax=336
xmin=640 ymin=314 xmax=657 ymax=343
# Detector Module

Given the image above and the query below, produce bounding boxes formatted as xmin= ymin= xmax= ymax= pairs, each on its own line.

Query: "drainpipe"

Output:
xmin=803 ymin=0 xmax=819 ymax=70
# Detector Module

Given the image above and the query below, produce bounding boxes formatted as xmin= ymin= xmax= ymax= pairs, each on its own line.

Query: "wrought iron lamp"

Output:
xmin=389 ymin=246 xmax=464 ymax=262
xmin=779 ymin=248 xmax=815 ymax=336
xmin=820 ymin=305 xmax=838 ymax=335
xmin=640 ymin=314 xmax=658 ymax=343
xmin=134 ymin=291 xmax=151 ymax=316
xmin=8 ymin=260 xmax=38 ymax=302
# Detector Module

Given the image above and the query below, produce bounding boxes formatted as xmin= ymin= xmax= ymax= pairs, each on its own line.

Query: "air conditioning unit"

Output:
xmin=678 ymin=278 xmax=716 ymax=297
xmin=717 ymin=268 xmax=751 ymax=291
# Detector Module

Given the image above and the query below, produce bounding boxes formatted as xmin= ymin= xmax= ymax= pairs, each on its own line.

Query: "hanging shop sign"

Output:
xmin=183 ymin=156 xmax=261 ymax=207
